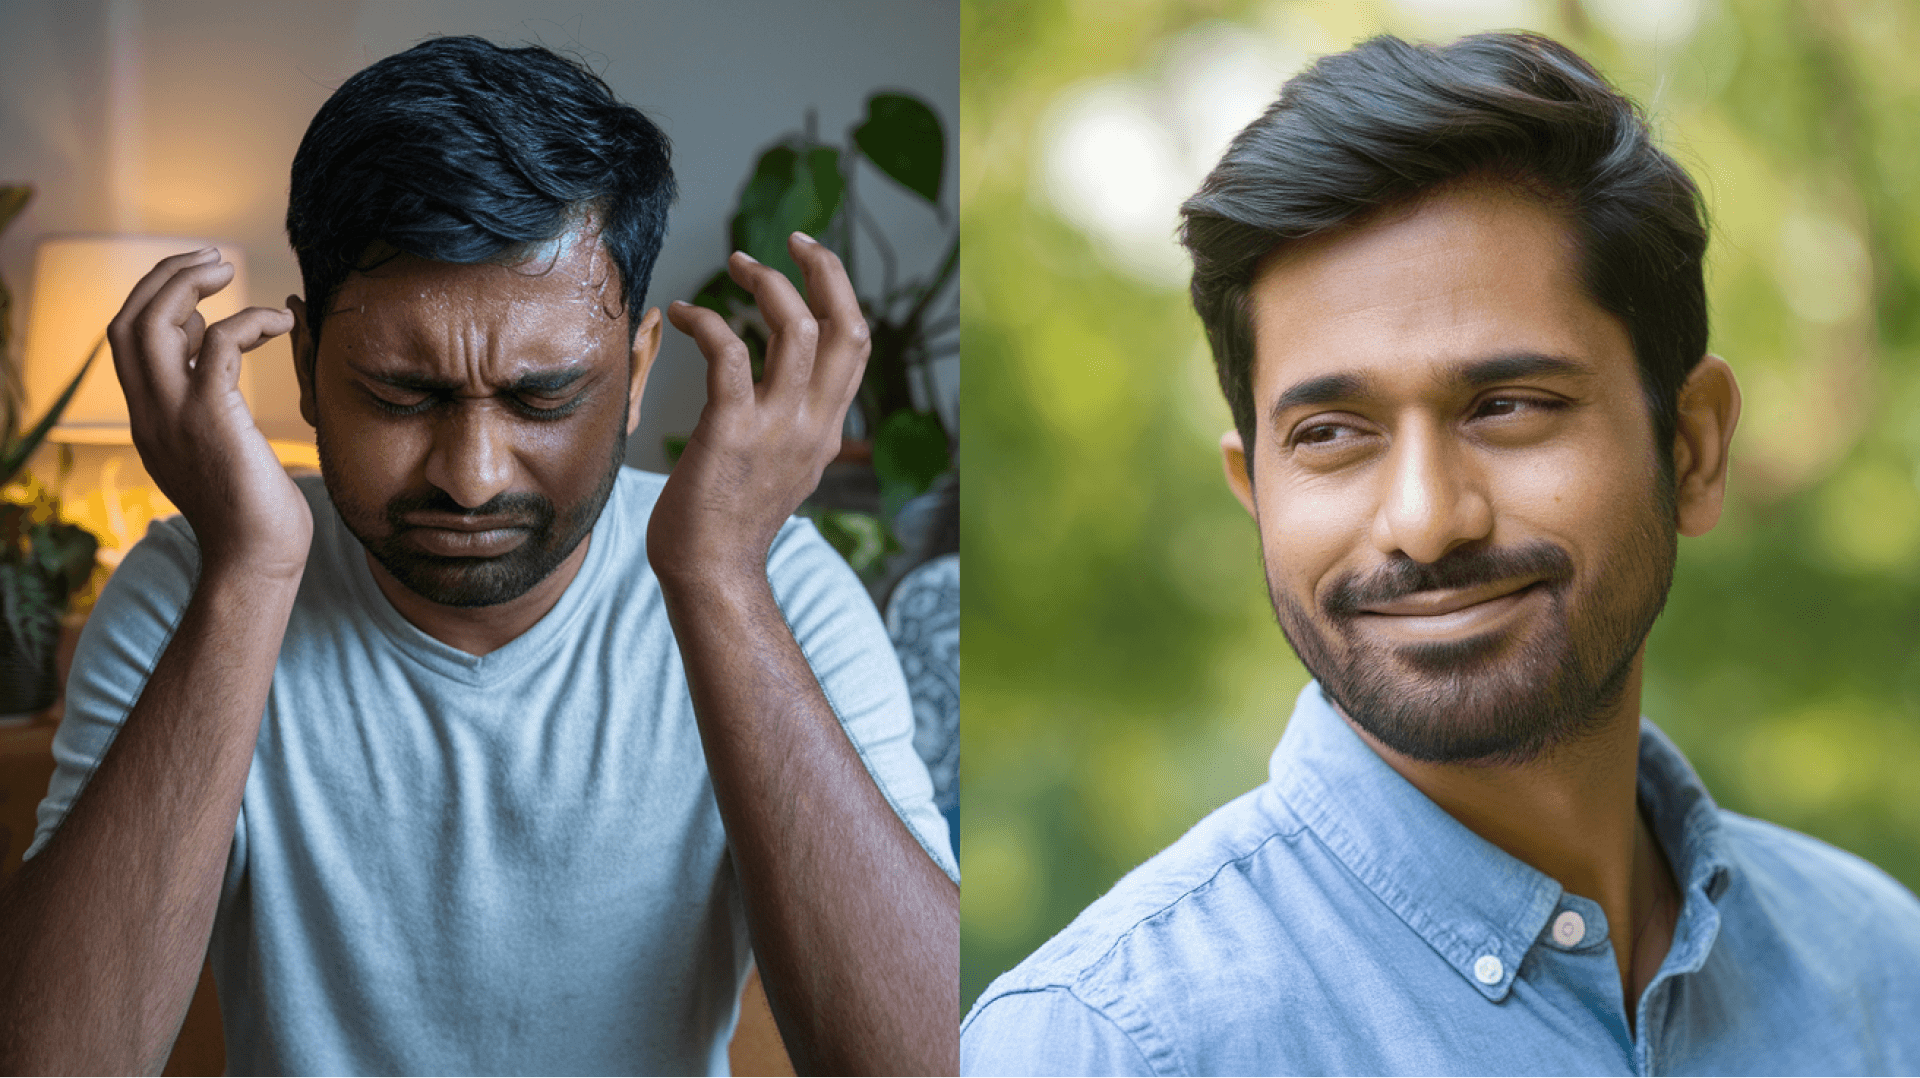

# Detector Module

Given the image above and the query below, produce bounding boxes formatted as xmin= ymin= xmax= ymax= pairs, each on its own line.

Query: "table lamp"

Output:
xmin=21 ymin=235 xmax=252 ymax=442
xmin=16 ymin=236 xmax=318 ymax=566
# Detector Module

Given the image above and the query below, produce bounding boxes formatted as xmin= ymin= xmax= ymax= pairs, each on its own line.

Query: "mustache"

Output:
xmin=1323 ymin=540 xmax=1574 ymax=616
xmin=385 ymin=490 xmax=556 ymax=531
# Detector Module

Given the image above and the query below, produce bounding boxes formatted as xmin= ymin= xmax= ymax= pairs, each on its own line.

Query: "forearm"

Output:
xmin=0 ymin=565 xmax=299 ymax=1074
xmin=659 ymin=568 xmax=959 ymax=1077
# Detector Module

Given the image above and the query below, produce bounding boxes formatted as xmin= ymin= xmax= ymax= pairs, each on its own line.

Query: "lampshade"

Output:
xmin=22 ymin=235 xmax=252 ymax=444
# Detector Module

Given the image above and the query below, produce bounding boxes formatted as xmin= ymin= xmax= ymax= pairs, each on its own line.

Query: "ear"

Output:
xmin=1221 ymin=430 xmax=1257 ymax=519
xmin=625 ymin=307 xmax=663 ymax=436
xmin=1672 ymin=354 xmax=1741 ymax=537
xmin=289 ymin=295 xmax=318 ymax=429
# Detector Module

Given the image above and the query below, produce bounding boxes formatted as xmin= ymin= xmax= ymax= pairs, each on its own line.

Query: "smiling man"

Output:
xmin=962 ymin=32 xmax=1920 ymax=1075
xmin=0 ymin=37 xmax=956 ymax=1075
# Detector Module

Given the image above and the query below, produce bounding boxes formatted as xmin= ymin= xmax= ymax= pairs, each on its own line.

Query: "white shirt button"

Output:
xmin=1473 ymin=954 xmax=1504 ymax=984
xmin=1552 ymin=910 xmax=1586 ymax=946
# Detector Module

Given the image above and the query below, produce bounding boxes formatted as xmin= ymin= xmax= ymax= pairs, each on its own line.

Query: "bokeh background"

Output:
xmin=961 ymin=0 xmax=1920 ymax=1010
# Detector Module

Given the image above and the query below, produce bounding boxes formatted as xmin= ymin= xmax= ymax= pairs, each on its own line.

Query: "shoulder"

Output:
xmin=1718 ymin=809 xmax=1920 ymax=950
xmin=965 ymin=785 xmax=1313 ymax=1067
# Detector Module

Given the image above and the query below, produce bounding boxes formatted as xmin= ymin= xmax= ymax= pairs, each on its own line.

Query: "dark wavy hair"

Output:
xmin=1179 ymin=32 xmax=1707 ymax=473
xmin=287 ymin=35 xmax=675 ymax=344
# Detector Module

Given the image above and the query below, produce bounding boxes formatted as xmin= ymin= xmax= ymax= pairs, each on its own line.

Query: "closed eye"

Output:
xmin=510 ymin=392 xmax=586 ymax=419
xmin=367 ymin=389 xmax=435 ymax=416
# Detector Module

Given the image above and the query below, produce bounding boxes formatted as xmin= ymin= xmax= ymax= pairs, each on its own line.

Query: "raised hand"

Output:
xmin=654 ymin=232 xmax=870 ymax=582
xmin=107 ymin=248 xmax=311 ymax=580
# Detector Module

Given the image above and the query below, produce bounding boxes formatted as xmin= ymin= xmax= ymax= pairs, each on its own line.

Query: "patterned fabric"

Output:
xmin=887 ymin=553 xmax=959 ymax=818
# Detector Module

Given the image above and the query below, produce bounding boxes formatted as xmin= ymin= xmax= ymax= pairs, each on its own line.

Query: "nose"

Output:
xmin=423 ymin=404 xmax=516 ymax=509
xmin=1370 ymin=418 xmax=1493 ymax=564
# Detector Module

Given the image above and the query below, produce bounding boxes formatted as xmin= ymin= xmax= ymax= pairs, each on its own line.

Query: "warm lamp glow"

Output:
xmin=22 ymin=235 xmax=252 ymax=444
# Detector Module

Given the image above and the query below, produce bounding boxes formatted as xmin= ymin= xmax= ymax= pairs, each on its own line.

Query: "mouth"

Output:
xmin=399 ymin=518 xmax=532 ymax=558
xmin=1352 ymin=579 xmax=1546 ymax=639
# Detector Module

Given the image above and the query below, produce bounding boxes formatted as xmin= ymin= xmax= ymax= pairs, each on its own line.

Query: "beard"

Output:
xmin=318 ymin=420 xmax=628 ymax=608
xmin=1266 ymin=487 xmax=1677 ymax=766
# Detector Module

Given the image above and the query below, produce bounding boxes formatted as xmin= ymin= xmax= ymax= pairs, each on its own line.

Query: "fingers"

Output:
xmin=787 ymin=233 xmax=870 ymax=400
xmin=111 ymin=247 xmax=219 ymax=332
xmin=192 ymin=307 xmax=295 ymax=394
xmin=110 ymin=254 xmax=239 ymax=407
xmin=728 ymin=250 xmax=817 ymax=395
xmin=667 ymin=300 xmax=754 ymax=408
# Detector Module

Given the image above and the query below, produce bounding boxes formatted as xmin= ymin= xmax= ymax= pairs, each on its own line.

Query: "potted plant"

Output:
xmin=0 ymin=184 xmax=101 ymax=718
xmin=678 ymin=92 xmax=957 ymax=586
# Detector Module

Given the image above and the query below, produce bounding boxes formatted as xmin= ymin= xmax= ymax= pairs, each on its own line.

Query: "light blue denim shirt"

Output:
xmin=963 ymin=684 xmax=1920 ymax=1076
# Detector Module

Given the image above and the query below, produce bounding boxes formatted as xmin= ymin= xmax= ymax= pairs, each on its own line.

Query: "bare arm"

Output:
xmin=0 ymin=249 xmax=308 ymax=1073
xmin=659 ymin=236 xmax=958 ymax=1076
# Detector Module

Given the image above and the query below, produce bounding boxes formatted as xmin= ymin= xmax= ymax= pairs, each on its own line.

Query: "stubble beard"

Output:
xmin=1264 ymin=485 xmax=1678 ymax=766
xmin=318 ymin=418 xmax=628 ymax=609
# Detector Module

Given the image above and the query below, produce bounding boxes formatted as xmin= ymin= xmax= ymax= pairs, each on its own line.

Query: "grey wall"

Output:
xmin=0 ymin=0 xmax=958 ymax=472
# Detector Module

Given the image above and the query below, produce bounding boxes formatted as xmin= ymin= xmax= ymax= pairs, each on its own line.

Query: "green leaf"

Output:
xmin=662 ymin=433 xmax=689 ymax=466
xmin=806 ymin=508 xmax=895 ymax=577
xmin=0 ymin=561 xmax=58 ymax=674
xmin=691 ymin=269 xmax=752 ymax=317
xmin=853 ymin=93 xmax=945 ymax=207
xmin=873 ymin=409 xmax=952 ymax=518
xmin=731 ymin=142 xmax=845 ymax=288
xmin=0 ymin=185 xmax=30 ymax=236
xmin=31 ymin=519 xmax=98 ymax=601
xmin=2 ymin=335 xmax=105 ymax=487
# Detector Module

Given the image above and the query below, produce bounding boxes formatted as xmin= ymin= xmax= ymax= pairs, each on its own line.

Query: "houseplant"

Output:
xmin=0 ymin=184 xmax=101 ymax=716
xmin=681 ymin=92 xmax=957 ymax=581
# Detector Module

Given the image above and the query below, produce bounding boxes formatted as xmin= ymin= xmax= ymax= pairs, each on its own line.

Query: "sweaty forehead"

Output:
xmin=323 ymin=228 xmax=627 ymax=362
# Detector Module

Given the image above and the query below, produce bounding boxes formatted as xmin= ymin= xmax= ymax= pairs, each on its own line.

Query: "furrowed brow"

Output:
xmin=347 ymin=364 xmax=592 ymax=394
xmin=350 ymin=366 xmax=462 ymax=393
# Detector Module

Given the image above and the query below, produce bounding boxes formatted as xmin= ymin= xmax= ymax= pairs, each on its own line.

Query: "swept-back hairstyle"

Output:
xmin=1179 ymin=32 xmax=1707 ymax=471
xmin=287 ymin=35 xmax=675 ymax=344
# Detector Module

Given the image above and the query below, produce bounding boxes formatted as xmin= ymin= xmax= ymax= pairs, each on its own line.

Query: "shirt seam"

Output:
xmin=1058 ymin=822 xmax=1303 ymax=1022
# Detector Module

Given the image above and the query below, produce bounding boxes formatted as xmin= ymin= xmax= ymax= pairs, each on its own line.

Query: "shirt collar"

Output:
xmin=1268 ymin=682 xmax=1735 ymax=1001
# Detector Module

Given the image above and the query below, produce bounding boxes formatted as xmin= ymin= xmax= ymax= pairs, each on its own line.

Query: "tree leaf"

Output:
xmin=853 ymin=93 xmax=945 ymax=207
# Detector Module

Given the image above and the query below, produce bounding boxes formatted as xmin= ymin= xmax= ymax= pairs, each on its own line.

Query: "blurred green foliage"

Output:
xmin=960 ymin=0 xmax=1920 ymax=1012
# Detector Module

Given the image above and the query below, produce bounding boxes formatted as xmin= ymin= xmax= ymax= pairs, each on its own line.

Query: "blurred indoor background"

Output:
xmin=961 ymin=0 xmax=1920 ymax=1010
xmin=0 ymin=0 xmax=957 ymax=505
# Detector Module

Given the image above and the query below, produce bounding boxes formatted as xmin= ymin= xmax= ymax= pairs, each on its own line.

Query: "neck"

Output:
xmin=1339 ymin=656 xmax=1679 ymax=1023
xmin=365 ymin=533 xmax=591 ymax=657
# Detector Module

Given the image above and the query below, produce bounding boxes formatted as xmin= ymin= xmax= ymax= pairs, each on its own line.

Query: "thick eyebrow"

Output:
xmin=349 ymin=364 xmax=594 ymax=395
xmin=1268 ymin=372 xmax=1376 ymax=426
xmin=1447 ymin=351 xmax=1594 ymax=388
xmin=1266 ymin=352 xmax=1594 ymax=426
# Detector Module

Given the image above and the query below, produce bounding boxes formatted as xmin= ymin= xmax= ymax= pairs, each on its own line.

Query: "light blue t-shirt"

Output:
xmin=33 ymin=469 xmax=955 ymax=1076
xmin=963 ymin=683 xmax=1920 ymax=1076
